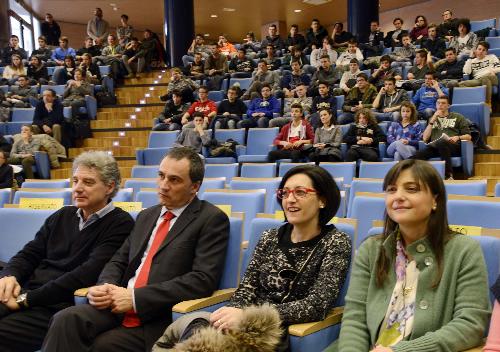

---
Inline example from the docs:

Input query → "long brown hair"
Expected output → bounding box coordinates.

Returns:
[375,159,453,288]
[399,101,418,124]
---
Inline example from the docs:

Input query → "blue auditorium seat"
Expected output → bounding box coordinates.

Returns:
[136,147,172,165]
[208,90,225,102]
[447,196,500,229]
[319,162,356,186]
[471,19,497,36]
[358,161,397,179]
[135,190,158,208]
[148,131,179,148]
[346,178,384,217]
[124,178,156,195]
[198,177,226,196]
[278,162,315,177]
[450,103,490,136]
[13,188,73,205]
[204,163,238,182]
[238,128,279,162]
[200,189,265,240]
[0,188,11,207]
[230,177,282,213]
[496,182,500,197]
[131,166,158,178]
[452,86,486,104]
[22,179,70,188]
[240,163,277,178]
[0,208,57,262]
[113,188,133,202]
[170,216,245,321]
[444,180,487,196]
[204,128,246,164]
[11,108,35,122]
[348,194,385,247]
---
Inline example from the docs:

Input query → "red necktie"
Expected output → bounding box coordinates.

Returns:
[123,211,175,327]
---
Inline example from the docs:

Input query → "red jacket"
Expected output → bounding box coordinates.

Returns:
[273,119,315,149]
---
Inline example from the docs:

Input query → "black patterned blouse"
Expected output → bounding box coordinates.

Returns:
[227,223,352,324]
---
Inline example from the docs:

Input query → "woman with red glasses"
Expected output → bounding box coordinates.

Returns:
[153,165,352,351]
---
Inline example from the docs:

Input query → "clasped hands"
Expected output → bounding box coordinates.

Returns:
[0,276,21,311]
[87,283,133,313]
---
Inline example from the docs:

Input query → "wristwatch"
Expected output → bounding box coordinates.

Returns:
[16,293,29,309]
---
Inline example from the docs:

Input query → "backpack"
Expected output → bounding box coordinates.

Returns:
[95,90,117,107]
[208,139,238,158]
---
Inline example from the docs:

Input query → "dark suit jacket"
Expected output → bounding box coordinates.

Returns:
[97,197,229,351]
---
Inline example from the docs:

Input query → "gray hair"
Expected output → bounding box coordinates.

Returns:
[72,151,121,199]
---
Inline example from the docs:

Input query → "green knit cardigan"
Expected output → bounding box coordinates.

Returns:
[325,233,490,352]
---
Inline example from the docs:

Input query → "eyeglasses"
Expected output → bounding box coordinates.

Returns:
[276,187,317,200]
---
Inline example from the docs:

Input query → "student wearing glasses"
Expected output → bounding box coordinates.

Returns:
[154,165,352,351]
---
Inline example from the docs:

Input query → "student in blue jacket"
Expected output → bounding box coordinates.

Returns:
[237,83,281,128]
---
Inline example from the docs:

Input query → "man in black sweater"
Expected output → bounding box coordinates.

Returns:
[211,86,248,130]
[153,90,190,131]
[435,47,465,87]
[0,151,134,351]
[32,89,65,143]
[421,24,446,60]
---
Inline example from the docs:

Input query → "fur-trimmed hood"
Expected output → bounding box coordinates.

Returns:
[171,304,283,352]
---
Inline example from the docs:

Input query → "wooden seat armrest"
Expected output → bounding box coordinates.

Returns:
[172,288,236,314]
[74,287,89,297]
[288,307,344,337]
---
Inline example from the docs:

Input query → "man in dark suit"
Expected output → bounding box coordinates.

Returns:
[42,147,230,352]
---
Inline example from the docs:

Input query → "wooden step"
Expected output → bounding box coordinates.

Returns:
[486,136,500,149]
[474,162,500,177]
[117,94,163,105]
[96,111,158,120]
[492,124,500,136]
[475,153,500,163]
[116,86,166,94]
[68,146,137,158]
[98,106,163,113]
[82,136,148,148]
[469,176,500,196]
[92,130,151,138]
[90,119,153,129]
[123,76,170,85]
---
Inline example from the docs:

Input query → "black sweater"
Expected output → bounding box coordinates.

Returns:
[436,59,466,80]
[217,99,248,117]
[343,123,387,151]
[33,99,65,129]
[0,163,13,189]
[0,206,134,307]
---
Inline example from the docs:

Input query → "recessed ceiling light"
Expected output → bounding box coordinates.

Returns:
[204,33,210,37]
[113,7,118,11]
[210,14,218,18]
[223,8,236,12]
[110,3,116,6]
[294,9,302,12]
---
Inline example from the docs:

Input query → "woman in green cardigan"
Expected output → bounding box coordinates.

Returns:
[326,159,490,352]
